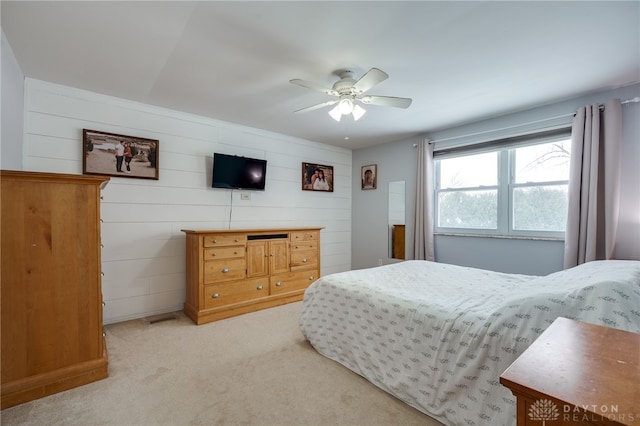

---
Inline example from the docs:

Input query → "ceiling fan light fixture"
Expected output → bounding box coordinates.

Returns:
[328,105,342,121]
[291,67,411,123]
[352,104,366,121]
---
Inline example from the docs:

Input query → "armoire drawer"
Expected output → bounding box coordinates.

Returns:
[290,250,318,271]
[204,278,269,309]
[203,234,246,247]
[290,230,319,243]
[291,240,318,251]
[204,259,246,283]
[203,246,245,261]
[270,270,319,295]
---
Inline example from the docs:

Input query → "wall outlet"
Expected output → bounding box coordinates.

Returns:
[378,259,383,266]
[241,193,251,200]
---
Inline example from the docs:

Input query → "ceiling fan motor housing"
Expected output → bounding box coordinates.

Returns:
[333,70,358,96]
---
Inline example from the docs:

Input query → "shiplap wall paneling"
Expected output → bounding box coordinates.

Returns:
[24,78,352,324]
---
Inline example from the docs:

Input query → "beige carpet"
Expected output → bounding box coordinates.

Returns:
[1,302,444,426]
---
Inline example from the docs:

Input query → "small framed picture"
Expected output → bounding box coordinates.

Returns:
[302,162,334,192]
[83,129,159,180]
[361,164,377,190]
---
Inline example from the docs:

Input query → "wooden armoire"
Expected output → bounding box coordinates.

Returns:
[1,170,109,408]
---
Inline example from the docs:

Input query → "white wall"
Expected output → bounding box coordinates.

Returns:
[22,78,352,324]
[353,83,640,275]
[352,137,420,268]
[1,29,25,168]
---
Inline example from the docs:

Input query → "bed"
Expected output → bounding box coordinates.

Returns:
[299,260,640,426]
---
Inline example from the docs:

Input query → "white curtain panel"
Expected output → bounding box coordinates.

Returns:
[413,139,435,261]
[564,99,622,268]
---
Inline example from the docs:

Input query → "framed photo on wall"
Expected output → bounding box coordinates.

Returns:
[83,129,159,180]
[361,164,377,190]
[302,162,334,192]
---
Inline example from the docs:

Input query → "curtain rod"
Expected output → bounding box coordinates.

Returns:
[429,97,640,145]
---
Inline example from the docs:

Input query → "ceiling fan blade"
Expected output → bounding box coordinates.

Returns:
[289,79,337,96]
[352,68,389,94]
[294,100,338,113]
[359,95,412,109]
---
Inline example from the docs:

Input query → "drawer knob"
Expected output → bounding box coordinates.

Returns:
[309,276,315,280]
[213,239,217,243]
[221,268,230,273]
[257,285,263,290]
[212,293,220,298]
[275,281,282,286]
[302,258,307,263]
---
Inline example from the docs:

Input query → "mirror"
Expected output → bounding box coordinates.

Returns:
[388,181,406,259]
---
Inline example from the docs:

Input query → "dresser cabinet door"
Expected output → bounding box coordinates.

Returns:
[247,241,268,277]
[269,240,290,275]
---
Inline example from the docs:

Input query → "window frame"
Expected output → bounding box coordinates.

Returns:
[434,129,571,239]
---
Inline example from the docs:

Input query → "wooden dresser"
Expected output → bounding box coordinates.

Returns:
[1,170,109,409]
[500,317,640,425]
[182,228,322,325]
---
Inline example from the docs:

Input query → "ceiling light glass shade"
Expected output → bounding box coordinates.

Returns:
[352,104,366,121]
[328,98,367,122]
[337,98,354,115]
[328,105,342,121]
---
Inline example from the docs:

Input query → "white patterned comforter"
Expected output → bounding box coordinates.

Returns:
[299,260,640,426]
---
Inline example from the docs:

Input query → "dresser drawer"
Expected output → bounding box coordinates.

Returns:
[290,249,318,271]
[291,240,318,251]
[204,259,246,283]
[204,278,269,309]
[290,231,319,243]
[203,246,245,261]
[270,270,319,295]
[203,234,246,247]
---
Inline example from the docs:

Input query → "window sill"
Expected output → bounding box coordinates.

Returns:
[434,232,564,242]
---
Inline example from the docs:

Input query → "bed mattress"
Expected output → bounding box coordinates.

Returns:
[299,260,640,426]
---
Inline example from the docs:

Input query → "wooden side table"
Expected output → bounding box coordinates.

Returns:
[500,317,639,425]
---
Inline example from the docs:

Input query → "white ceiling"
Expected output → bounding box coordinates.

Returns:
[2,1,639,150]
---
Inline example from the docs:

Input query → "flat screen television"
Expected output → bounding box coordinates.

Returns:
[211,153,267,190]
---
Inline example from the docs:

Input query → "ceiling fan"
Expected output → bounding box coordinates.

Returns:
[289,68,412,121]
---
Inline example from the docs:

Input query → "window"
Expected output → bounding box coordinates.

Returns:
[435,132,571,238]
